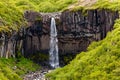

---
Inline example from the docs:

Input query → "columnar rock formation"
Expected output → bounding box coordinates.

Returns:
[23,10,119,57]
[58,10,119,54]
[0,30,24,58]
[0,9,118,60]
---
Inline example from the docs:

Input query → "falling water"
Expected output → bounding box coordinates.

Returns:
[49,17,59,68]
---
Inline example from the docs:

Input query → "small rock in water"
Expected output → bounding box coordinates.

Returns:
[23,68,52,80]
[48,70,53,73]
[33,79,39,80]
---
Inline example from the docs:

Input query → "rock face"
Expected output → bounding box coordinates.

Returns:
[0,31,25,58]
[0,9,118,65]
[58,10,119,54]
[23,11,61,57]
[22,10,119,65]
[0,9,118,64]
[23,10,118,55]
[0,9,118,60]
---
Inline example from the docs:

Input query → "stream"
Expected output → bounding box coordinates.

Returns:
[23,67,51,80]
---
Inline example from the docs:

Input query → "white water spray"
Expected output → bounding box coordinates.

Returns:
[49,17,59,68]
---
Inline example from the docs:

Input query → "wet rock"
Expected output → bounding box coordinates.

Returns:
[23,68,51,80]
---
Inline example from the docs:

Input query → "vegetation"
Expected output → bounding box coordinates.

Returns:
[70,0,120,11]
[0,0,77,33]
[91,0,120,11]
[0,57,40,80]
[46,19,120,80]
[0,1,24,32]
[1,0,120,80]
[0,0,77,79]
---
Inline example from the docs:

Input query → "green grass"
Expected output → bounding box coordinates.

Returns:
[0,57,40,80]
[0,0,77,33]
[91,0,120,11]
[46,19,120,80]
[0,1,24,32]
[70,0,120,12]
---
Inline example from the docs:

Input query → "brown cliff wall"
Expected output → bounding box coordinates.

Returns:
[23,10,119,57]
[0,9,118,62]
[58,10,119,54]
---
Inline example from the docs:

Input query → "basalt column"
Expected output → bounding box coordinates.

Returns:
[58,9,119,54]
[23,10,119,62]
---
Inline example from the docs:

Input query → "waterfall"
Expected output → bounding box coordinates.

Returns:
[49,17,59,68]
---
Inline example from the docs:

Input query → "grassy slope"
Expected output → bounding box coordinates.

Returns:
[46,19,120,80]
[69,0,120,11]
[1,0,120,80]
[0,0,77,32]
[0,0,77,79]
[46,0,120,80]
[0,57,40,80]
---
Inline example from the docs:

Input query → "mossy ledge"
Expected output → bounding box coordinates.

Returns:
[65,0,120,12]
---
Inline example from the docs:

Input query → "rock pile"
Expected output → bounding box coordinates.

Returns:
[23,68,50,80]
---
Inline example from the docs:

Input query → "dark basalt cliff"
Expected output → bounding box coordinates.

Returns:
[21,9,119,65]
[0,9,119,65]
[23,10,119,55]
[58,10,119,54]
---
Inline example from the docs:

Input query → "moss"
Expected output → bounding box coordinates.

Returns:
[70,6,85,12]
[68,0,120,12]
[0,0,77,32]
[62,55,75,65]
[0,57,40,79]
[0,73,8,80]
[0,1,24,32]
[0,59,21,80]
[30,53,49,63]
[46,19,120,80]
[16,57,40,74]
[93,0,120,11]
[35,16,42,21]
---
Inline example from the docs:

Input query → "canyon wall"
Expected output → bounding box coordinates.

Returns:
[58,10,119,54]
[23,10,119,57]
[0,9,118,65]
